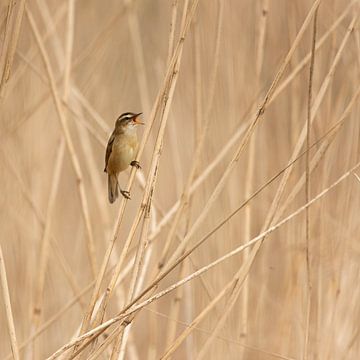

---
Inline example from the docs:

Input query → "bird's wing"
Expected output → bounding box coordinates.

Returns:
[104,132,115,172]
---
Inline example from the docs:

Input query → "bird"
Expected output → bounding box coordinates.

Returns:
[104,112,144,203]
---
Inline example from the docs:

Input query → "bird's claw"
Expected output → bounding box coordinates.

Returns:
[130,160,141,169]
[120,190,131,200]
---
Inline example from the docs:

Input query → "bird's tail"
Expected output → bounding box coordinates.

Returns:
[108,174,119,204]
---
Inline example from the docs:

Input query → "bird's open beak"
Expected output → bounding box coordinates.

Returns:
[133,112,144,125]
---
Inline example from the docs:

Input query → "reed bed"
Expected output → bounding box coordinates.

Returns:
[1,0,360,359]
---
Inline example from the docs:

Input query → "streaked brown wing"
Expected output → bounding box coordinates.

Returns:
[104,132,115,172]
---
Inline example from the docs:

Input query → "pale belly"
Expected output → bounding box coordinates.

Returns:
[107,136,137,174]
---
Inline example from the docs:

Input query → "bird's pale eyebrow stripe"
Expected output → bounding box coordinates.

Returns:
[120,113,134,120]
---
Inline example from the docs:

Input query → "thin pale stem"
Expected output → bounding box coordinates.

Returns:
[304,6,319,360]
[0,244,20,360]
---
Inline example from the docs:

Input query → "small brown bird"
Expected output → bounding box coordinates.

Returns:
[104,112,144,203]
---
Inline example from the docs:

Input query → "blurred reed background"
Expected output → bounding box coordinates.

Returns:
[1,0,360,359]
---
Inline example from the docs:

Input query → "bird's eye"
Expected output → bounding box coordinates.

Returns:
[118,113,136,123]
[123,114,133,121]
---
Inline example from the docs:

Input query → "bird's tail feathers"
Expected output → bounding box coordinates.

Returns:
[108,174,119,204]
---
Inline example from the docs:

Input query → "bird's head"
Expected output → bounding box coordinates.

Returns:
[115,112,144,132]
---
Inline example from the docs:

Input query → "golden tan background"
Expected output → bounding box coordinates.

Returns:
[1,0,360,359]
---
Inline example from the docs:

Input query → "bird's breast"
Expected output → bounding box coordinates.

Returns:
[107,134,138,174]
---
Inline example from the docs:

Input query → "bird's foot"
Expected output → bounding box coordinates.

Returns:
[130,160,141,169]
[120,190,131,200]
